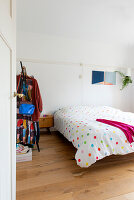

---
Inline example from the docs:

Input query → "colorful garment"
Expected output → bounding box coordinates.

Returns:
[17,116,36,145]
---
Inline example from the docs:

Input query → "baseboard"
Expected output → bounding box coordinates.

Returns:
[40,127,57,132]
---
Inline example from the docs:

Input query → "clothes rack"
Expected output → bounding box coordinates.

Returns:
[16,61,42,152]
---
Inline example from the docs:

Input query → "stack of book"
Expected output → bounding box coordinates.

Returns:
[16,144,32,163]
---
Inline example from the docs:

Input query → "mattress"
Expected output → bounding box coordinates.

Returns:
[54,105,134,168]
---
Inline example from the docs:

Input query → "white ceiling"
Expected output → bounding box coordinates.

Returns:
[17,0,134,42]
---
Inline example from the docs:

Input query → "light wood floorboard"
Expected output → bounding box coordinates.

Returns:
[17,131,134,200]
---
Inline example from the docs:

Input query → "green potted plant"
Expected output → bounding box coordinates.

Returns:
[116,71,132,90]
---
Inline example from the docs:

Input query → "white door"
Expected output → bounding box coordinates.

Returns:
[0,1,16,200]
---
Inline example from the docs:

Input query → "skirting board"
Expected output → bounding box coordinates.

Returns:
[40,127,56,132]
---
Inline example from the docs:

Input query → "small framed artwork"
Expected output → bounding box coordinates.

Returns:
[92,71,116,85]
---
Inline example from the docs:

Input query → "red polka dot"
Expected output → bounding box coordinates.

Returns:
[98,148,101,151]
[130,145,132,147]
[89,153,91,157]
[78,159,81,162]
[77,137,79,140]
[96,157,98,160]
[66,128,67,130]
[116,142,118,145]
[77,126,79,128]
[73,139,74,142]
[94,136,96,139]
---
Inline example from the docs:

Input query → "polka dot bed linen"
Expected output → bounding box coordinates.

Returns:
[54,105,134,168]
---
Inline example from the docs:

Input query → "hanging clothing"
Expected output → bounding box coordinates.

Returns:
[17,75,43,121]
[17,115,40,145]
[16,73,42,151]
[17,115,35,144]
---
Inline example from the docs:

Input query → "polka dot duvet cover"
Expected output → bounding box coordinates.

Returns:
[54,105,134,168]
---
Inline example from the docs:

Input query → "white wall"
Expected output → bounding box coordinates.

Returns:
[17,31,133,114]
[17,0,134,46]
[17,62,83,114]
[17,31,132,66]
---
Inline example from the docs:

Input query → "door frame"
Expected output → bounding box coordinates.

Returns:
[0,30,16,200]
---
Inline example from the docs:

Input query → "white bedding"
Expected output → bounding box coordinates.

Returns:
[54,105,134,168]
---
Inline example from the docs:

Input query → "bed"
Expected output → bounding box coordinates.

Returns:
[54,105,134,168]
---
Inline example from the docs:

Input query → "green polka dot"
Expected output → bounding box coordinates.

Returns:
[81,135,84,138]
[87,133,90,136]
[106,144,109,147]
[113,148,114,152]
[101,140,103,143]
[76,130,78,133]
[84,141,86,144]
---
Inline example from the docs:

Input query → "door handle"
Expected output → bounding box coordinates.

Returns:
[14,92,24,98]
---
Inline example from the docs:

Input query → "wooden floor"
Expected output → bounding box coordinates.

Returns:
[17,131,134,200]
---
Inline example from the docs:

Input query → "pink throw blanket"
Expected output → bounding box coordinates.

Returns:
[96,119,134,144]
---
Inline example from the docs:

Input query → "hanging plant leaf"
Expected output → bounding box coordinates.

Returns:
[115,71,132,90]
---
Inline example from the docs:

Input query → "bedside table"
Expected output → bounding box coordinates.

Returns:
[39,115,54,133]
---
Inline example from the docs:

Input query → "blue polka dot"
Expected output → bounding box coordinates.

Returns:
[78,144,80,148]
[104,133,106,136]
[110,138,112,140]
[91,144,94,147]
